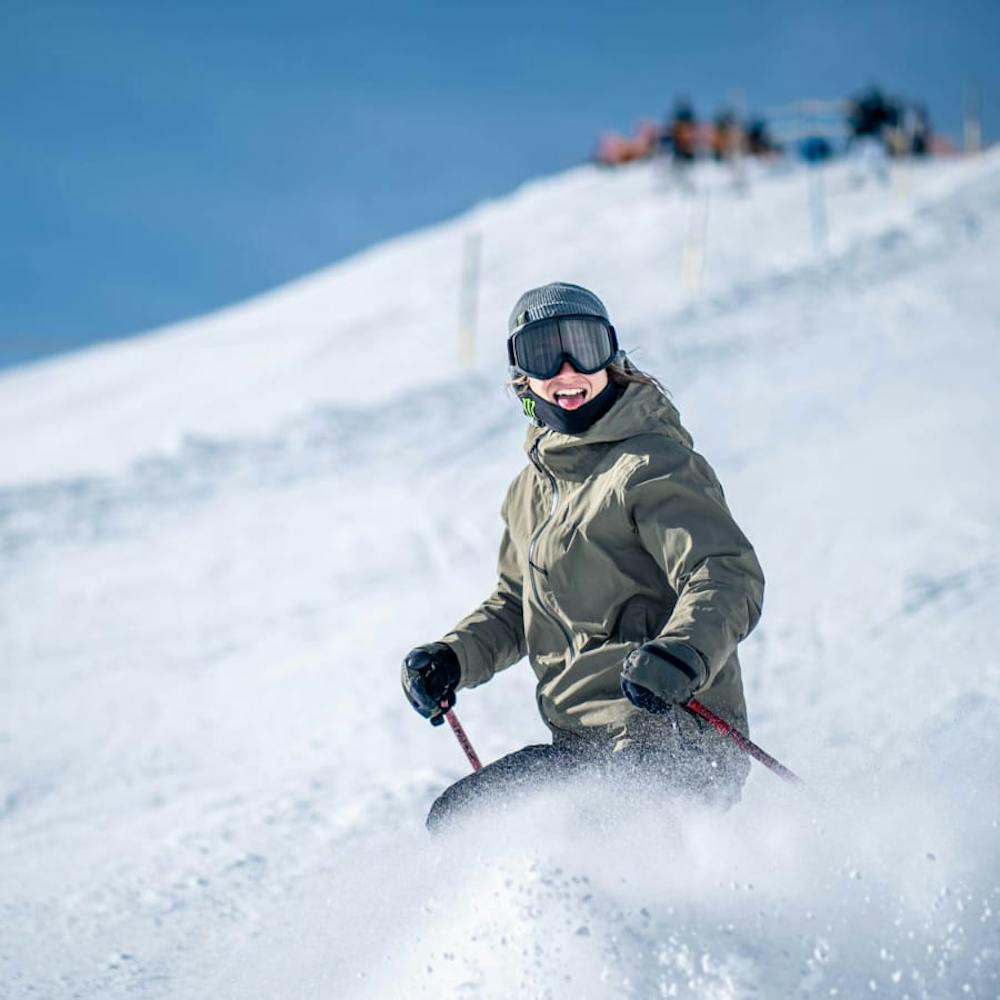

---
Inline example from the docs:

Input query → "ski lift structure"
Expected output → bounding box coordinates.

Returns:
[765,98,852,162]
[765,99,853,257]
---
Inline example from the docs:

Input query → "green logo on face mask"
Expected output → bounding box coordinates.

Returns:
[522,397,536,419]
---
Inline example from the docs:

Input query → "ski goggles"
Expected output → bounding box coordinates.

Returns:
[507,315,620,379]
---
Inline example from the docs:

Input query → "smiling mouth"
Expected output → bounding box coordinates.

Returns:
[553,387,589,410]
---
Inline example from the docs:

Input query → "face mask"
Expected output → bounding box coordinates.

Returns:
[522,379,621,435]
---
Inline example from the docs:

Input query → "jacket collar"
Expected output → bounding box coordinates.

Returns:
[524,381,693,478]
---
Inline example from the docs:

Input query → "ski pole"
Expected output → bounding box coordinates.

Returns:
[685,698,803,787]
[440,702,482,772]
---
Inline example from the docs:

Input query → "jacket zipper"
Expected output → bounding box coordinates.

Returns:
[528,440,575,651]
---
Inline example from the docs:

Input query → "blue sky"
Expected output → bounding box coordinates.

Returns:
[3,0,998,368]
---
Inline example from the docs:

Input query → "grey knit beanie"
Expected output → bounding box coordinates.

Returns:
[508,282,610,335]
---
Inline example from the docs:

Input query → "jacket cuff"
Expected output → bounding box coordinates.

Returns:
[644,641,708,687]
[440,632,485,690]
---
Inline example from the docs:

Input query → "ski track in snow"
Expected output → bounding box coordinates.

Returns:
[2,153,999,998]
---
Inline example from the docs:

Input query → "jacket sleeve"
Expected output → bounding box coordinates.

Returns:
[626,444,764,682]
[442,496,527,689]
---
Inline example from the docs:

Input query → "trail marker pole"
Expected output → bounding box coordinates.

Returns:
[806,163,828,256]
[964,83,982,155]
[682,192,710,296]
[892,158,912,208]
[458,232,482,369]
[729,88,749,195]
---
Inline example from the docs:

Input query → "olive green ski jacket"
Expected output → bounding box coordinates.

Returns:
[443,381,764,751]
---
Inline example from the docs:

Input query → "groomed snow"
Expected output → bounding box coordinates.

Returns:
[2,150,999,999]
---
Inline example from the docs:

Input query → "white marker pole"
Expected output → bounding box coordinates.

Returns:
[964,83,982,155]
[458,232,482,369]
[807,163,828,256]
[682,192,710,297]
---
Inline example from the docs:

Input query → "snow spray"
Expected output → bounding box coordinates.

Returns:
[686,698,803,786]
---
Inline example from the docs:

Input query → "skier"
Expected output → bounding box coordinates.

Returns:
[666,98,699,162]
[401,283,764,829]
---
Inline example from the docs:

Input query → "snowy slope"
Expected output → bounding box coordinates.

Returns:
[0,153,993,486]
[2,151,999,999]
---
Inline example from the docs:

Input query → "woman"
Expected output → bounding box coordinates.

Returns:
[402,282,764,829]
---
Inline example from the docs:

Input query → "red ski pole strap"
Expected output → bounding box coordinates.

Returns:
[685,698,804,787]
[443,705,483,772]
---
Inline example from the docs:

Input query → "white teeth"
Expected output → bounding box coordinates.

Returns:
[555,389,585,398]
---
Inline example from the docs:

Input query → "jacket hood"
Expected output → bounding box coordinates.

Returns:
[525,381,693,474]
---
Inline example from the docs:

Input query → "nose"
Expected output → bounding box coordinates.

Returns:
[556,360,576,376]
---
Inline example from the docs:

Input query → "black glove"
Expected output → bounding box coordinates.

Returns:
[620,641,707,715]
[401,642,461,726]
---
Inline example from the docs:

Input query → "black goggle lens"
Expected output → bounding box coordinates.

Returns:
[510,317,615,378]
[559,317,615,372]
